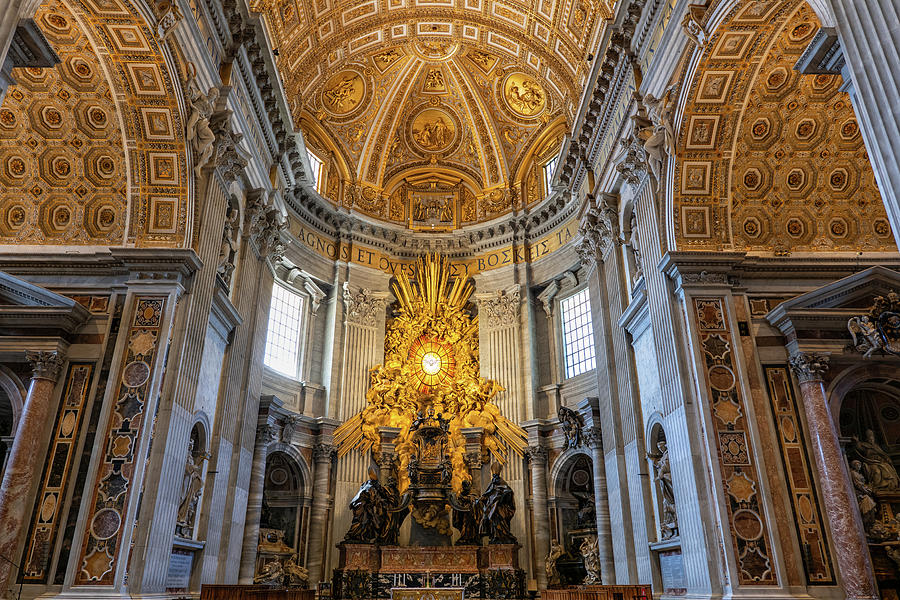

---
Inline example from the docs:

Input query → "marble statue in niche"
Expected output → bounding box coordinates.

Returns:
[186,80,219,177]
[849,429,900,491]
[850,459,879,533]
[254,558,284,585]
[558,406,584,449]
[176,437,205,538]
[579,535,601,584]
[217,203,239,286]
[478,462,517,544]
[284,553,309,588]
[545,539,564,586]
[651,438,678,540]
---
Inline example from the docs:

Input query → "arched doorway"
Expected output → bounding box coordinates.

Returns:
[839,376,900,592]
[550,452,596,585]
[256,451,306,574]
[0,368,25,479]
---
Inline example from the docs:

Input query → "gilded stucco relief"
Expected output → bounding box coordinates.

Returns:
[674,1,895,253]
[0,0,189,248]
[255,0,609,227]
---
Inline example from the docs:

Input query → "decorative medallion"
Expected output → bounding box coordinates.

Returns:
[503,72,547,118]
[122,360,151,388]
[410,108,458,153]
[321,70,366,116]
[90,508,122,540]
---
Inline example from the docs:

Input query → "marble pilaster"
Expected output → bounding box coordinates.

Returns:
[238,424,277,582]
[306,442,336,586]
[827,0,900,244]
[789,352,878,600]
[584,425,614,584]
[0,350,64,594]
[527,445,550,589]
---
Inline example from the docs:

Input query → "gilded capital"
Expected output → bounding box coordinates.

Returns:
[789,352,830,383]
[25,350,65,382]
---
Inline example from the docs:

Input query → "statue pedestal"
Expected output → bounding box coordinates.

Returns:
[333,544,524,600]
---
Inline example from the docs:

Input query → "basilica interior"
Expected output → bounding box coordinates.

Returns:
[0,0,899,599]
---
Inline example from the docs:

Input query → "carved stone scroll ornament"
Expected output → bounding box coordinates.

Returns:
[848,292,900,357]
[153,0,183,41]
[557,406,584,449]
[584,426,603,452]
[478,286,521,329]
[681,3,709,47]
[211,110,250,184]
[342,283,387,325]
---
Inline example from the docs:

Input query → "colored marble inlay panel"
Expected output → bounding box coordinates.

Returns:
[21,362,93,583]
[764,365,835,584]
[73,296,166,586]
[693,297,776,585]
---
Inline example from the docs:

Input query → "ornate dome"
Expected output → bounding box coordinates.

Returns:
[252,0,611,228]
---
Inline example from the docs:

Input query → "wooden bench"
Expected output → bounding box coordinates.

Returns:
[542,585,651,600]
[200,584,315,600]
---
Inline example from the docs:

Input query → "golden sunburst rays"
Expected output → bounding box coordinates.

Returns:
[333,252,526,492]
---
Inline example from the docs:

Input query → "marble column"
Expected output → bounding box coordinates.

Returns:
[527,446,550,589]
[585,426,614,583]
[306,443,336,586]
[238,424,277,582]
[789,353,878,600]
[0,350,64,593]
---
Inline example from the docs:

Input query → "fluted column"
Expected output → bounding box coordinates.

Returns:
[827,0,900,242]
[789,353,878,600]
[306,443,336,586]
[527,446,550,589]
[585,426,614,583]
[0,350,64,592]
[238,424,277,582]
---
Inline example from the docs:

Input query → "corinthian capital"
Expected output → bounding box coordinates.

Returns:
[584,426,603,451]
[25,350,65,382]
[313,443,337,462]
[526,445,548,465]
[789,352,830,383]
[342,282,387,324]
[478,285,521,329]
[577,195,619,266]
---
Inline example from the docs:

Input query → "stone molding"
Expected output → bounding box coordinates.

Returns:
[25,350,64,382]
[789,352,830,383]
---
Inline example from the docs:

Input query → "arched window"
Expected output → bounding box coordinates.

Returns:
[264,282,308,380]
[307,149,325,193]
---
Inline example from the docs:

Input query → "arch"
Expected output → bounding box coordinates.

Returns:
[0,0,191,248]
[669,0,893,254]
[549,446,593,488]
[190,410,211,453]
[267,441,312,493]
[0,366,26,434]
[827,361,900,418]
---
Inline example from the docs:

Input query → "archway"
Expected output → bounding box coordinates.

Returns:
[549,451,595,585]
[0,367,25,479]
[837,373,900,592]
[256,450,307,575]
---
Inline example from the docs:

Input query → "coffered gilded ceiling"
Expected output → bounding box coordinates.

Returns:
[674,0,895,253]
[253,0,612,226]
[0,0,189,248]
